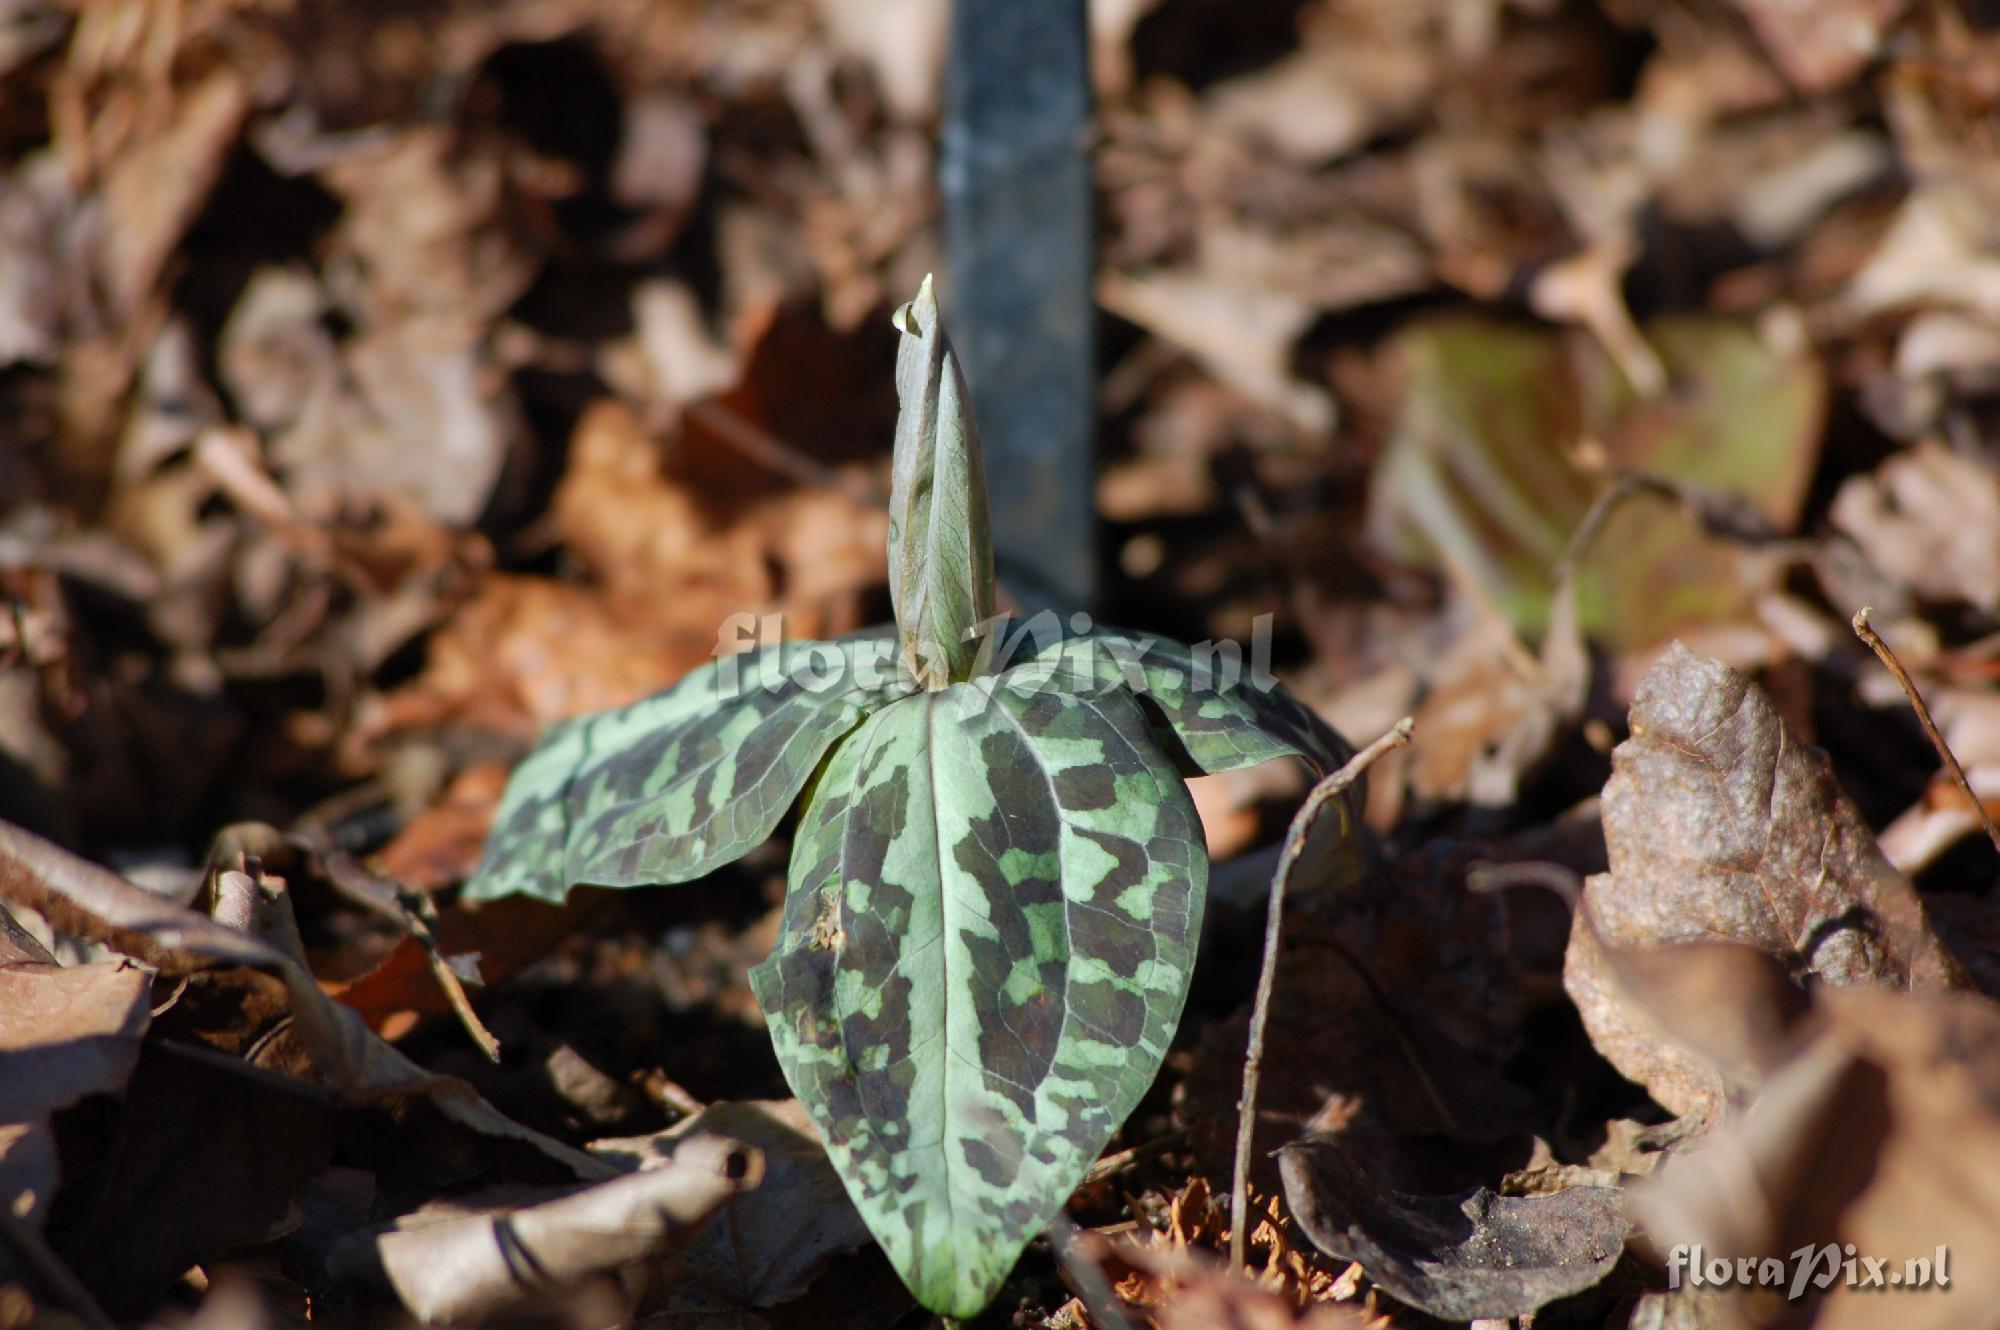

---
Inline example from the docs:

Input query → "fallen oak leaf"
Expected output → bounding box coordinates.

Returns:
[1563,642,1963,1120]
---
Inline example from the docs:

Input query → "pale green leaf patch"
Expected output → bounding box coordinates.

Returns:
[463,632,911,904]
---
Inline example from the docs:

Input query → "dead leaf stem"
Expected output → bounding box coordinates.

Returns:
[320,848,503,1063]
[1853,606,2000,860]
[1231,716,1414,1274]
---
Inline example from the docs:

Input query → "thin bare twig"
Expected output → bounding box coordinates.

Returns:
[1230,717,1414,1273]
[321,849,503,1063]
[1079,1130,1179,1189]
[1465,858,1584,910]
[1853,607,2000,860]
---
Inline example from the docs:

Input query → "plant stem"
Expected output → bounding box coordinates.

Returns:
[1230,717,1414,1274]
[1853,607,2000,859]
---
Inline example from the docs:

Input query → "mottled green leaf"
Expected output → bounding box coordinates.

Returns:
[463,633,914,904]
[751,676,1204,1316]
[888,275,995,689]
[993,617,1356,778]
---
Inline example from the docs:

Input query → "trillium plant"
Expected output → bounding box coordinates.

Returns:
[465,277,1355,1317]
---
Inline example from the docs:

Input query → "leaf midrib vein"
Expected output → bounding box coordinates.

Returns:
[923,689,964,1264]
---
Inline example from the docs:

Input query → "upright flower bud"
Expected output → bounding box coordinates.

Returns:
[888,275,996,689]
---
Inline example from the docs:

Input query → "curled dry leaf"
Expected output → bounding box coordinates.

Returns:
[1278,1132,1629,1322]
[0,818,608,1180]
[593,1099,875,1310]
[349,1133,762,1324]
[1635,983,2000,1330]
[1564,642,1963,1120]
[1583,941,1816,1104]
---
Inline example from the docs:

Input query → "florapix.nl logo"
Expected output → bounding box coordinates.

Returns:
[1667,1244,1951,1301]
[708,609,1288,707]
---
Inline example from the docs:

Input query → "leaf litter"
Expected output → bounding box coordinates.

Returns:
[6,0,2000,1327]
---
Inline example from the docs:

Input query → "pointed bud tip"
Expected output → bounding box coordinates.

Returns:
[893,274,939,338]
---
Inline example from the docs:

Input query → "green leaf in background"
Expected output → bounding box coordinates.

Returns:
[463,632,912,903]
[751,676,1204,1317]
[1367,315,1824,648]
[888,274,996,689]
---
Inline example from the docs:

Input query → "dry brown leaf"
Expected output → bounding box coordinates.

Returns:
[360,392,884,742]
[318,126,538,327]
[1730,0,1908,93]
[813,0,947,122]
[0,818,609,1179]
[372,574,722,740]
[1407,567,1587,809]
[327,890,607,1041]
[1588,941,1815,1103]
[1179,839,1537,1201]
[0,154,70,367]
[93,68,248,321]
[1564,642,1963,1120]
[1279,1131,1629,1322]
[51,1032,338,1315]
[595,1099,873,1309]
[1097,269,1334,436]
[556,398,884,626]
[0,938,150,1224]
[1843,185,2000,323]
[606,93,709,261]
[599,280,742,414]
[1831,440,2000,615]
[1635,982,2000,1330]
[1205,38,1431,165]
[1089,1228,1382,1330]
[346,1134,761,1323]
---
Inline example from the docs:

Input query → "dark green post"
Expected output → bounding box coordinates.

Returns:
[942,0,1096,614]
